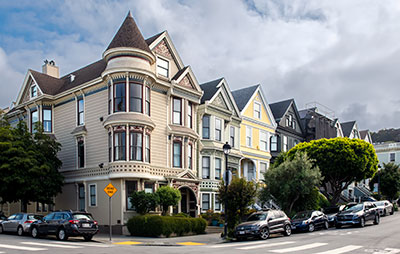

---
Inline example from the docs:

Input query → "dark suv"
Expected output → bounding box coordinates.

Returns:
[234,210,292,240]
[30,211,98,241]
[336,202,379,228]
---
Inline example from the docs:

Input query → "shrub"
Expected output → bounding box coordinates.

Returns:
[129,191,159,215]
[156,186,181,215]
[127,215,207,237]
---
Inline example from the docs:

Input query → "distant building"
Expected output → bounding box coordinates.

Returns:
[374,142,400,166]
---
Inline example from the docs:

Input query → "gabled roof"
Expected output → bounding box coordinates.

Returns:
[145,31,164,45]
[29,70,64,95]
[341,121,357,137]
[106,12,152,54]
[231,84,259,111]
[172,66,189,81]
[359,130,368,139]
[269,99,293,121]
[200,78,224,104]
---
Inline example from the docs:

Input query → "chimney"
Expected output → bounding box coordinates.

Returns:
[42,60,59,78]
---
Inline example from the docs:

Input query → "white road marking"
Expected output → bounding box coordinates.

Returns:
[271,242,328,253]
[237,241,295,250]
[21,241,82,249]
[52,241,111,248]
[209,240,278,248]
[315,245,362,254]
[0,243,47,251]
[374,248,400,254]
[0,251,5,253]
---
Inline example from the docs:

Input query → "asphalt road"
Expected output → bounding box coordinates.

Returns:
[0,212,399,254]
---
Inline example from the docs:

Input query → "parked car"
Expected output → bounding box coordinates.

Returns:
[0,213,43,236]
[322,206,341,227]
[30,211,98,241]
[373,201,394,216]
[0,212,7,223]
[336,202,380,228]
[234,209,292,240]
[291,210,329,232]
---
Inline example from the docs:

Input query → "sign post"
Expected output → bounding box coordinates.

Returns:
[104,183,117,242]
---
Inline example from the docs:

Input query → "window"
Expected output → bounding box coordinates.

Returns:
[157,58,169,77]
[126,181,137,210]
[247,163,254,181]
[230,126,235,147]
[145,133,150,163]
[173,141,182,167]
[108,132,112,162]
[78,184,85,211]
[202,115,210,139]
[43,108,52,132]
[77,138,84,168]
[144,182,154,193]
[36,202,42,212]
[260,131,268,151]
[188,144,192,169]
[173,98,182,125]
[270,135,278,151]
[188,102,193,128]
[130,132,142,161]
[215,194,221,211]
[260,162,267,181]
[246,126,252,147]
[114,131,126,161]
[202,193,210,211]
[31,85,37,98]
[89,184,96,206]
[202,156,210,179]
[145,86,150,116]
[129,82,142,113]
[77,98,84,125]
[254,102,261,119]
[108,84,112,114]
[390,153,396,162]
[283,136,288,152]
[215,118,222,141]
[215,158,221,180]
[30,109,38,133]
[114,83,126,112]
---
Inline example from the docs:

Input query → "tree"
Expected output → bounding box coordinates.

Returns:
[369,163,400,201]
[156,186,181,215]
[129,191,160,215]
[0,120,64,211]
[288,137,378,205]
[259,152,322,215]
[218,178,257,236]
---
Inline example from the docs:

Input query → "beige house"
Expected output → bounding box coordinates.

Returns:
[6,12,203,234]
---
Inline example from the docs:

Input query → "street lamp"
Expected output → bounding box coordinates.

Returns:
[377,165,382,197]
[223,142,231,238]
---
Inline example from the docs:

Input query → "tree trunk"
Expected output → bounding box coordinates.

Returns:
[289,194,300,214]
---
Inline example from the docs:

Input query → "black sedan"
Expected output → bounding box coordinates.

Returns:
[291,210,329,232]
[335,202,380,228]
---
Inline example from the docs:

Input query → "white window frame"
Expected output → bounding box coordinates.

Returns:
[246,126,252,147]
[230,126,235,148]
[214,194,221,211]
[157,57,169,78]
[215,158,222,180]
[88,183,97,207]
[215,118,222,141]
[30,84,37,99]
[202,156,210,179]
[283,136,288,152]
[259,162,268,181]
[201,193,211,211]
[254,102,261,119]
[260,131,268,151]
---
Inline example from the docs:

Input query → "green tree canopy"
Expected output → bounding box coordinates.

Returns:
[156,186,181,215]
[260,152,322,215]
[369,162,400,201]
[129,191,160,215]
[288,137,378,205]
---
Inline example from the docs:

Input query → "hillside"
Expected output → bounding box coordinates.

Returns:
[371,128,400,143]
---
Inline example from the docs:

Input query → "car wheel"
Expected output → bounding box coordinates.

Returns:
[359,217,365,227]
[324,221,329,230]
[283,224,291,236]
[17,226,24,236]
[259,227,270,240]
[384,209,387,216]
[57,228,68,241]
[390,209,394,215]
[374,215,380,225]
[31,227,39,238]
[83,235,93,241]
[0,225,3,234]
[308,223,315,232]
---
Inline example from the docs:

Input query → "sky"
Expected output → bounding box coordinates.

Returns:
[1,0,400,132]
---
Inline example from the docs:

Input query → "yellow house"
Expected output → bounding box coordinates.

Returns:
[232,85,277,182]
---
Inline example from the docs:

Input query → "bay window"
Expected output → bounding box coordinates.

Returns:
[173,141,182,168]
[188,144,192,169]
[145,133,150,163]
[202,115,210,139]
[130,132,142,161]
[173,98,182,125]
[230,126,235,147]
[215,118,222,141]
[145,86,150,116]
[202,156,210,179]
[114,83,126,112]
[129,82,142,113]
[260,131,268,151]
[114,131,126,161]
[188,102,193,128]
[215,158,221,180]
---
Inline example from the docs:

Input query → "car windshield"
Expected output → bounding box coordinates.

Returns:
[247,213,266,221]
[73,214,94,221]
[343,204,363,212]
[292,211,312,220]
[375,202,384,206]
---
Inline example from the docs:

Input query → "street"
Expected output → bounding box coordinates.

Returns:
[0,213,400,254]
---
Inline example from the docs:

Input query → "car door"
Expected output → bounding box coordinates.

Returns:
[364,203,373,220]
[10,214,24,232]
[39,213,55,234]
[48,212,63,234]
[2,214,16,231]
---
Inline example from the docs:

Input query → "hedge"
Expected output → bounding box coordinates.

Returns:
[127,215,207,237]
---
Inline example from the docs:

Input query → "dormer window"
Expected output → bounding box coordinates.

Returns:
[31,85,37,98]
[157,57,169,78]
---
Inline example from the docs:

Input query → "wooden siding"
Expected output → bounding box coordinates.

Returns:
[150,90,168,166]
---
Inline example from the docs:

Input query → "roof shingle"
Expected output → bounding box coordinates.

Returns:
[231,84,259,111]
[269,99,293,120]
[199,78,224,104]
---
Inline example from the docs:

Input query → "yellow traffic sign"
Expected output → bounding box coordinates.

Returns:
[104,183,117,197]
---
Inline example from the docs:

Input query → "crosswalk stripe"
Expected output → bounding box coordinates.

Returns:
[51,241,110,248]
[314,245,362,254]
[209,240,289,248]
[271,242,328,253]
[0,243,47,251]
[21,242,82,249]
[237,241,295,250]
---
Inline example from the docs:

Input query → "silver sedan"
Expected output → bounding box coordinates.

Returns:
[0,213,43,236]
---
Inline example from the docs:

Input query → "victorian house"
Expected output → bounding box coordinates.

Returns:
[341,121,360,139]
[6,12,204,234]
[198,78,242,212]
[231,85,277,182]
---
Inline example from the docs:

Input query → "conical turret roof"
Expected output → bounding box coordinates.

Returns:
[106,11,152,54]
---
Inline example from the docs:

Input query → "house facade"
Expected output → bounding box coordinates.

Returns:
[198,78,242,212]
[374,142,400,166]
[6,13,204,233]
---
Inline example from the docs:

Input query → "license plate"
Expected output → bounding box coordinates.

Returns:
[239,231,245,234]
[82,223,90,228]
